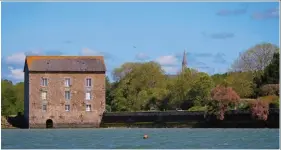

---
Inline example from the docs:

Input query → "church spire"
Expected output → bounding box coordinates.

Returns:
[182,49,187,72]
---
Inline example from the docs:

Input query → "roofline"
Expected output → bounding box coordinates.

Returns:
[25,55,104,57]
[28,71,106,74]
[25,55,105,71]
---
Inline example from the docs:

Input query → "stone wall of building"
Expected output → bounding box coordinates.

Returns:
[27,72,105,128]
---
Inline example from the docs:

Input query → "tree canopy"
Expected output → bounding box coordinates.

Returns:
[231,43,278,72]
[1,42,279,117]
[1,80,24,116]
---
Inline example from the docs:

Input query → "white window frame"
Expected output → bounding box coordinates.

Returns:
[65,78,71,87]
[86,104,91,112]
[41,91,47,100]
[86,78,92,87]
[65,105,70,112]
[85,91,91,100]
[65,91,71,100]
[42,78,48,86]
[42,104,47,112]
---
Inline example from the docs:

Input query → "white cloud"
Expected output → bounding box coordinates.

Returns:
[8,67,24,80]
[135,53,149,60]
[81,48,103,56]
[155,55,178,66]
[162,66,180,74]
[6,52,26,64]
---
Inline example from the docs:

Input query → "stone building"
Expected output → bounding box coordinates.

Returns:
[23,56,106,128]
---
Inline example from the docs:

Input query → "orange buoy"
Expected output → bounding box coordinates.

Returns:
[143,134,148,139]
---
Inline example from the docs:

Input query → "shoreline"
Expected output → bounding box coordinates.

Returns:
[2,109,279,129]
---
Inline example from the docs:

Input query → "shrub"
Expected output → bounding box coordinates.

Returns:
[105,105,112,112]
[259,84,279,96]
[208,85,240,120]
[187,106,207,111]
[270,99,279,109]
[259,95,279,109]
[249,99,269,121]
[238,100,253,110]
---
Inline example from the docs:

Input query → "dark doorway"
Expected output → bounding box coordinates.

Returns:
[46,119,53,128]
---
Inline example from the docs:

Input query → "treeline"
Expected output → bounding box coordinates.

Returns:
[1,80,24,116]
[1,43,280,120]
[105,42,279,120]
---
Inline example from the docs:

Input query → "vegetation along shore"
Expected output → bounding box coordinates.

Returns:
[1,43,280,128]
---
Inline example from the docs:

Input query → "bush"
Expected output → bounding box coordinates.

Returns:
[208,85,240,120]
[258,95,279,109]
[270,99,279,109]
[187,106,207,111]
[259,84,279,96]
[105,105,112,112]
[238,100,252,110]
[249,99,269,121]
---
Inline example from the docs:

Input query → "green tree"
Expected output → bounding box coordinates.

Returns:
[1,80,18,116]
[261,52,279,84]
[111,61,168,111]
[168,68,197,108]
[13,82,24,113]
[231,43,279,97]
[211,73,228,86]
[112,62,141,81]
[168,69,214,109]
[225,72,255,98]
[187,72,214,106]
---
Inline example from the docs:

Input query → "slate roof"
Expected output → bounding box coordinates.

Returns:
[24,56,106,72]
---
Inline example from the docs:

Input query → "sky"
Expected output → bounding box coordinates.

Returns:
[1,2,280,83]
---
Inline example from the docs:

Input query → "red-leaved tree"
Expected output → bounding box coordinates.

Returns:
[209,85,240,120]
[249,99,269,121]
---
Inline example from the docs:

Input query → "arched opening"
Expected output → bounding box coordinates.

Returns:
[46,119,53,128]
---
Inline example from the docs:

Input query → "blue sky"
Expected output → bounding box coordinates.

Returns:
[1,2,280,83]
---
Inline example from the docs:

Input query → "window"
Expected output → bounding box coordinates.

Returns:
[86,104,91,112]
[65,78,71,87]
[41,91,47,100]
[86,78,92,87]
[65,105,70,111]
[42,104,47,111]
[65,91,71,100]
[42,78,48,86]
[85,91,91,100]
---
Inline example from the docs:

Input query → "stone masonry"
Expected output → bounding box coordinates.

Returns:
[24,56,106,128]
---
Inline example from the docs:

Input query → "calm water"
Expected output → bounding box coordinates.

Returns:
[1,128,279,149]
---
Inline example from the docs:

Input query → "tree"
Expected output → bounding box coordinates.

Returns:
[259,84,279,96]
[261,52,279,85]
[167,69,214,109]
[112,62,141,81]
[211,73,228,86]
[231,43,278,73]
[249,99,269,121]
[167,68,197,108]
[105,76,113,105]
[13,82,24,113]
[1,80,18,116]
[186,72,214,106]
[225,72,255,98]
[208,85,240,120]
[111,61,168,111]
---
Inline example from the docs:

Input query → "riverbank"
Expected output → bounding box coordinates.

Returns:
[101,120,279,128]
[101,109,279,128]
[2,109,279,129]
